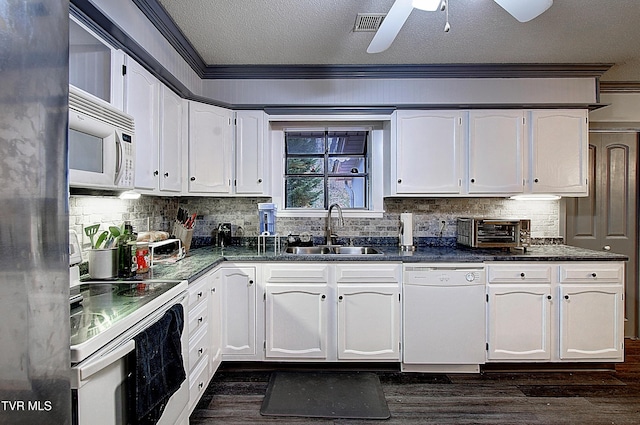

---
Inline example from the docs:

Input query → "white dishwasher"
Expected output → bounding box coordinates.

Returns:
[402,264,486,373]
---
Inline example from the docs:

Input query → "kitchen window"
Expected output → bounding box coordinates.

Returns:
[284,130,369,210]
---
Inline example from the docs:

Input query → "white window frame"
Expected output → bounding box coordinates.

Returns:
[268,116,387,218]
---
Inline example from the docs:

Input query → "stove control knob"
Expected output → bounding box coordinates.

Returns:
[465,272,475,282]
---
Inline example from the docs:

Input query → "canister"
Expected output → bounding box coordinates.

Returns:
[136,242,150,274]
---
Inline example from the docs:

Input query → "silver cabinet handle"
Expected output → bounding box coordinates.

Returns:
[603,245,611,251]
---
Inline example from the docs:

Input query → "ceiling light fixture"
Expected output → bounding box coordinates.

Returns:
[493,0,553,23]
[412,0,442,12]
[510,194,561,201]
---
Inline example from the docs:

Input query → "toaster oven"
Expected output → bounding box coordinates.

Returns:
[457,218,531,249]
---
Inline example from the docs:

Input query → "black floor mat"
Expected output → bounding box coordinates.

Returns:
[260,371,390,420]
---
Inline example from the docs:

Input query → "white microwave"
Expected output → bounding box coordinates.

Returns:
[68,85,135,190]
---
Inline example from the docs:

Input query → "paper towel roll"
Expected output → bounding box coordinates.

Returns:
[400,213,413,246]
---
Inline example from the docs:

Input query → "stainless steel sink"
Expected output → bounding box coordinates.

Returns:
[284,246,332,255]
[283,246,382,255]
[332,246,382,255]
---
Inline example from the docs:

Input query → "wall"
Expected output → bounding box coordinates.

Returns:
[69,195,178,256]
[71,195,561,251]
[202,78,597,107]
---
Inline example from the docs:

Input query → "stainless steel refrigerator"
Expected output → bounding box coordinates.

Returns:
[0,1,70,424]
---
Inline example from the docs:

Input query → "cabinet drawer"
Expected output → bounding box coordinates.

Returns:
[559,264,623,283]
[335,264,401,284]
[188,300,208,338]
[189,353,210,409]
[188,326,210,374]
[188,280,210,310]
[263,264,329,283]
[487,265,553,283]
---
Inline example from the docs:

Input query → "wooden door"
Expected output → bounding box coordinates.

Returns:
[566,132,638,337]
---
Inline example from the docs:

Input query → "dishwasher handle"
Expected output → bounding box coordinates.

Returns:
[79,340,135,381]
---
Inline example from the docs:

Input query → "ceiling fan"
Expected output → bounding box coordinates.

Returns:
[367,0,553,53]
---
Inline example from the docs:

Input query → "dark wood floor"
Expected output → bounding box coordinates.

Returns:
[190,339,640,424]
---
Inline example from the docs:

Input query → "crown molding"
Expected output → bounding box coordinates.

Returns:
[599,81,640,93]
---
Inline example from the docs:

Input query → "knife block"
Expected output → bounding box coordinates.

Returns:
[173,224,194,253]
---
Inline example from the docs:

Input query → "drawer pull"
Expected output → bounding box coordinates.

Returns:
[321,294,326,300]
[564,295,570,300]
[591,273,597,278]
[338,295,343,301]
[520,272,526,278]
[249,280,254,285]
[198,317,204,323]
[197,291,203,298]
[198,382,204,389]
[547,295,552,300]
[198,348,204,355]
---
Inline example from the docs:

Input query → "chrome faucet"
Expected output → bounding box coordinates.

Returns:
[325,203,344,245]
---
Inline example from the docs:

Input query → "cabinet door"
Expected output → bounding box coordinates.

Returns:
[235,110,266,194]
[337,284,400,360]
[265,284,329,359]
[159,86,184,192]
[220,267,256,356]
[529,110,588,194]
[468,111,524,194]
[188,101,232,194]
[209,270,222,374]
[124,59,160,191]
[487,284,553,360]
[395,111,462,194]
[559,284,624,360]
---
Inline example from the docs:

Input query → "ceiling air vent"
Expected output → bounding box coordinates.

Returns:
[354,13,386,32]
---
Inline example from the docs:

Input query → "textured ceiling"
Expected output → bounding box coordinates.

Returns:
[156,0,640,80]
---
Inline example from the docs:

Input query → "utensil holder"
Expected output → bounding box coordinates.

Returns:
[173,224,194,253]
[88,247,118,279]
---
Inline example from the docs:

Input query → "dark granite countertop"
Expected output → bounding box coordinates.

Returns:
[133,244,628,284]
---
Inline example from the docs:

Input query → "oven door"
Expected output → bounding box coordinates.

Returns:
[71,292,189,425]
[475,220,520,248]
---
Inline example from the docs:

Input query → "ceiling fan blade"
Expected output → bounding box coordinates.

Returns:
[494,0,553,23]
[367,0,414,54]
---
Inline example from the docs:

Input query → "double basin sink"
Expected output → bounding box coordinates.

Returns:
[284,245,382,255]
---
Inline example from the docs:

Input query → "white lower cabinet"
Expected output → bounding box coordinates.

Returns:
[558,264,625,360]
[186,271,215,413]
[266,283,329,359]
[486,262,624,363]
[263,263,401,361]
[219,265,258,359]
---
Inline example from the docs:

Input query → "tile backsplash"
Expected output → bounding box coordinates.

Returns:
[70,195,561,252]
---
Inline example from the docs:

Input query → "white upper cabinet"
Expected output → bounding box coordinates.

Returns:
[388,109,588,197]
[159,86,185,193]
[124,59,184,194]
[528,110,588,195]
[124,59,160,192]
[69,16,124,110]
[187,101,233,194]
[234,111,268,195]
[392,110,463,195]
[467,110,525,194]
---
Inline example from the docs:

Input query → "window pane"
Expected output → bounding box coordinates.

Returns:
[328,157,365,174]
[286,158,324,174]
[286,177,324,208]
[327,131,366,154]
[328,177,367,208]
[286,132,325,154]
